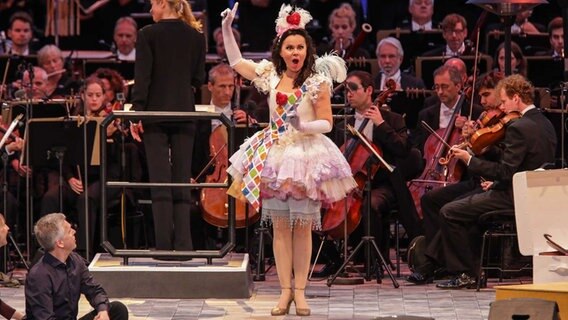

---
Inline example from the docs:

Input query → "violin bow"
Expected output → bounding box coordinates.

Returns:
[468,29,482,121]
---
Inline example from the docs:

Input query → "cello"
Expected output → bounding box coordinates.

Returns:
[321,80,396,239]
[199,76,260,228]
[408,95,467,218]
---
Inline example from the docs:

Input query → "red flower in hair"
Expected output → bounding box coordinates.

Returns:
[276,92,289,106]
[286,12,301,26]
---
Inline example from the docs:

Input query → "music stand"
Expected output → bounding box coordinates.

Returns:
[485,31,550,56]
[526,56,564,89]
[0,55,37,84]
[25,118,98,258]
[326,125,399,288]
[83,59,134,80]
[415,55,493,89]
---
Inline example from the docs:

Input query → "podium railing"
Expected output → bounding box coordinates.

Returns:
[100,111,236,265]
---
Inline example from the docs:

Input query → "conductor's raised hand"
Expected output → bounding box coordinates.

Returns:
[221,2,239,28]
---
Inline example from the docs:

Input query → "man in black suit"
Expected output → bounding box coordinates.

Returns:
[536,17,563,58]
[3,12,36,56]
[398,0,437,31]
[373,37,426,129]
[419,74,557,289]
[413,64,483,153]
[334,70,422,272]
[407,71,503,284]
[422,13,473,57]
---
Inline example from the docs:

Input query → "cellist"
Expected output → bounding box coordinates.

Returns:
[413,75,556,289]
[407,71,504,285]
[328,70,419,276]
[406,64,482,282]
[191,63,261,249]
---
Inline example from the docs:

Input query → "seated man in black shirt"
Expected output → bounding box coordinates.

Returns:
[25,213,129,320]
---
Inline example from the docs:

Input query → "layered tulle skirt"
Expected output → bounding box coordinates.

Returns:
[227,130,356,228]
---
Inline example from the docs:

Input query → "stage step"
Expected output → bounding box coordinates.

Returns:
[495,282,568,319]
[89,252,253,299]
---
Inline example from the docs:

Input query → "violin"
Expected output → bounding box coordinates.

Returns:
[469,111,521,155]
[321,80,396,239]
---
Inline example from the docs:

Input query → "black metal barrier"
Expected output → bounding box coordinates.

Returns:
[100,111,236,265]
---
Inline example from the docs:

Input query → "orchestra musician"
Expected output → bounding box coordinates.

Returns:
[413,64,483,153]
[191,63,259,249]
[408,70,504,284]
[316,3,370,58]
[36,45,81,98]
[422,13,473,57]
[336,70,420,271]
[130,0,205,253]
[221,3,355,315]
[3,11,35,56]
[113,17,138,61]
[413,75,557,289]
[39,77,124,258]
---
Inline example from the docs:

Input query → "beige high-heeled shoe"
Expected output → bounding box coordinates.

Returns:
[271,288,294,316]
[294,288,311,316]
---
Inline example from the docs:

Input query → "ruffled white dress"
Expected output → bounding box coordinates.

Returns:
[227,60,356,229]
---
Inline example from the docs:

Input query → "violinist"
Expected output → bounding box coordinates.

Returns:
[334,70,420,272]
[94,68,127,112]
[418,75,556,289]
[40,77,125,258]
[408,71,503,285]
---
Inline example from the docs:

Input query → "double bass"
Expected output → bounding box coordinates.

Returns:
[321,80,396,239]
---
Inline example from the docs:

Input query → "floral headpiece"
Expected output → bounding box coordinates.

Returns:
[275,4,312,37]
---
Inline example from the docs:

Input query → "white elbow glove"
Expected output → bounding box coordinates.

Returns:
[220,3,242,67]
[288,113,332,134]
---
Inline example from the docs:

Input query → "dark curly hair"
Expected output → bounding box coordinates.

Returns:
[94,67,125,99]
[271,28,316,89]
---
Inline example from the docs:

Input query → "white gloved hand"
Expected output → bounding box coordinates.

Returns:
[220,3,242,67]
[288,112,331,134]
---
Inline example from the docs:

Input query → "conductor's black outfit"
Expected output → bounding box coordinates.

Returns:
[131,19,206,251]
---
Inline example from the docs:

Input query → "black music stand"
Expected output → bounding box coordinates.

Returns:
[0,55,37,84]
[327,126,400,288]
[83,59,134,80]
[9,101,69,124]
[485,31,550,56]
[415,55,493,89]
[25,118,98,256]
[526,56,564,89]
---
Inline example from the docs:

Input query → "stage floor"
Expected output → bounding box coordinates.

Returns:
[2,255,533,320]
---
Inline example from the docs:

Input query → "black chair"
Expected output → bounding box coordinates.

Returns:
[476,209,531,291]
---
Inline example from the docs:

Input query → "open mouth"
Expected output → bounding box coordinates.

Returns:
[292,58,300,65]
